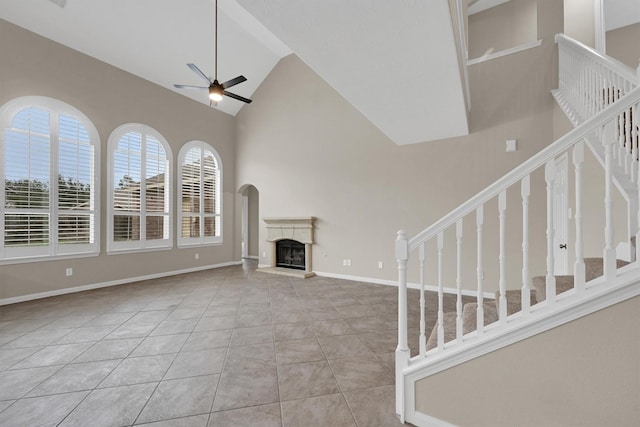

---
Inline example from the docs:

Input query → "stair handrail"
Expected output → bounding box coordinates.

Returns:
[407,85,640,251]
[555,33,640,85]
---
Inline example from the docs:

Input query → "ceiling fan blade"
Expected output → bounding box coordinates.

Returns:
[221,75,247,89]
[187,63,212,84]
[223,91,253,104]
[174,84,208,90]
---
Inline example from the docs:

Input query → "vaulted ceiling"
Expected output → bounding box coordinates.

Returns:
[1,0,637,145]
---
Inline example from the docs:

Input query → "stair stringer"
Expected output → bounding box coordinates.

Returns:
[401,265,640,427]
[552,88,638,261]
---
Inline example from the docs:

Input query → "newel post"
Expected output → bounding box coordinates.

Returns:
[395,230,410,421]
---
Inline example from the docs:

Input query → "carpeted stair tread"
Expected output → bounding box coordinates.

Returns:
[532,275,574,302]
[425,312,457,351]
[462,302,498,333]
[494,289,537,315]
[532,257,630,302]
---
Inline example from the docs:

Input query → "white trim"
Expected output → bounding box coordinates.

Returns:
[242,194,249,258]
[594,0,606,53]
[467,40,543,65]
[314,270,495,299]
[0,251,99,266]
[407,410,458,427]
[402,268,640,381]
[0,260,242,306]
[177,141,223,247]
[107,123,173,253]
[244,255,259,260]
[0,96,101,261]
[455,0,471,112]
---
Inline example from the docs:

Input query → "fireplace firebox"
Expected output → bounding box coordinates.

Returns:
[276,239,305,270]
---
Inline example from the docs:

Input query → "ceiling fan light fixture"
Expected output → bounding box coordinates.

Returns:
[209,86,223,102]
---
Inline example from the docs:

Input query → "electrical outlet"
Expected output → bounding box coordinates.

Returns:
[378,261,383,269]
[66,268,73,277]
[263,251,266,258]
[195,253,199,260]
[346,259,352,267]
[343,259,347,266]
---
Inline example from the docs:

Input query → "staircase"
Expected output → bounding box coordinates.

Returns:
[425,257,629,350]
[394,34,640,426]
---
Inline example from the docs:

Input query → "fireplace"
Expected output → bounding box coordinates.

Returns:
[276,239,305,270]
[258,217,316,278]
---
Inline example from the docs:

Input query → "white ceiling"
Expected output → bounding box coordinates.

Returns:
[1,0,638,144]
[605,0,640,31]
[0,0,289,117]
[0,0,469,145]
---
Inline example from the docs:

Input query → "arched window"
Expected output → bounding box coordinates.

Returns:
[108,124,172,252]
[0,96,100,262]
[178,141,222,246]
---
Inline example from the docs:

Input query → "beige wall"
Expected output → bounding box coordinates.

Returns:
[236,0,563,291]
[564,0,596,48]
[0,20,238,301]
[606,22,640,69]
[415,295,640,426]
[468,0,538,59]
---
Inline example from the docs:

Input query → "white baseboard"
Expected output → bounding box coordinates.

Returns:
[407,410,457,427]
[244,255,259,260]
[314,270,495,299]
[0,260,242,306]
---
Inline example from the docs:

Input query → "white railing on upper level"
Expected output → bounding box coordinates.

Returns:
[556,33,640,258]
[556,33,639,125]
[395,35,640,423]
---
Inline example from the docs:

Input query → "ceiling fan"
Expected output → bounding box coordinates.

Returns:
[174,0,252,105]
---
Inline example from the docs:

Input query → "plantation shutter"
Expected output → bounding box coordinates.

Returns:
[3,107,51,252]
[57,114,95,249]
[113,132,142,243]
[179,142,221,246]
[144,135,169,241]
[181,147,201,239]
[202,149,220,237]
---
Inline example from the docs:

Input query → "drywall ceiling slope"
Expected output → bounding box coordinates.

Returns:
[605,0,640,31]
[0,0,290,116]
[236,0,469,145]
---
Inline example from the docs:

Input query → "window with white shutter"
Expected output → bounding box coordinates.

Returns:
[178,141,222,246]
[108,124,172,252]
[0,96,99,262]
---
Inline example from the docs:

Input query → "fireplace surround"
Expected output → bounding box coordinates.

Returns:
[258,217,316,278]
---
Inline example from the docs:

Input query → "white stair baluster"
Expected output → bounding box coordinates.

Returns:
[437,232,444,350]
[545,160,557,304]
[498,191,507,322]
[418,242,426,357]
[521,175,531,314]
[476,206,484,334]
[395,230,409,421]
[456,219,463,341]
[573,141,586,292]
[603,122,617,279]
[631,101,638,183]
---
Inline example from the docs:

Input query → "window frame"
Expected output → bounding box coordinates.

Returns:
[0,96,100,264]
[178,141,223,247]
[107,123,173,254]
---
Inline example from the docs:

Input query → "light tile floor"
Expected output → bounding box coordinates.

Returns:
[0,260,437,426]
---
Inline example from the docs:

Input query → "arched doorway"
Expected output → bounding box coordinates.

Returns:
[239,184,259,259]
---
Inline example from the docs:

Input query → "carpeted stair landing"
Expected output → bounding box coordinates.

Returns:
[426,257,629,350]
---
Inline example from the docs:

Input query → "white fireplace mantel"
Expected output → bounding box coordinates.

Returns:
[263,217,316,244]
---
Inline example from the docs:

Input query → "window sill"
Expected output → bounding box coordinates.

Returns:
[0,251,100,266]
[177,241,223,249]
[107,245,173,256]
